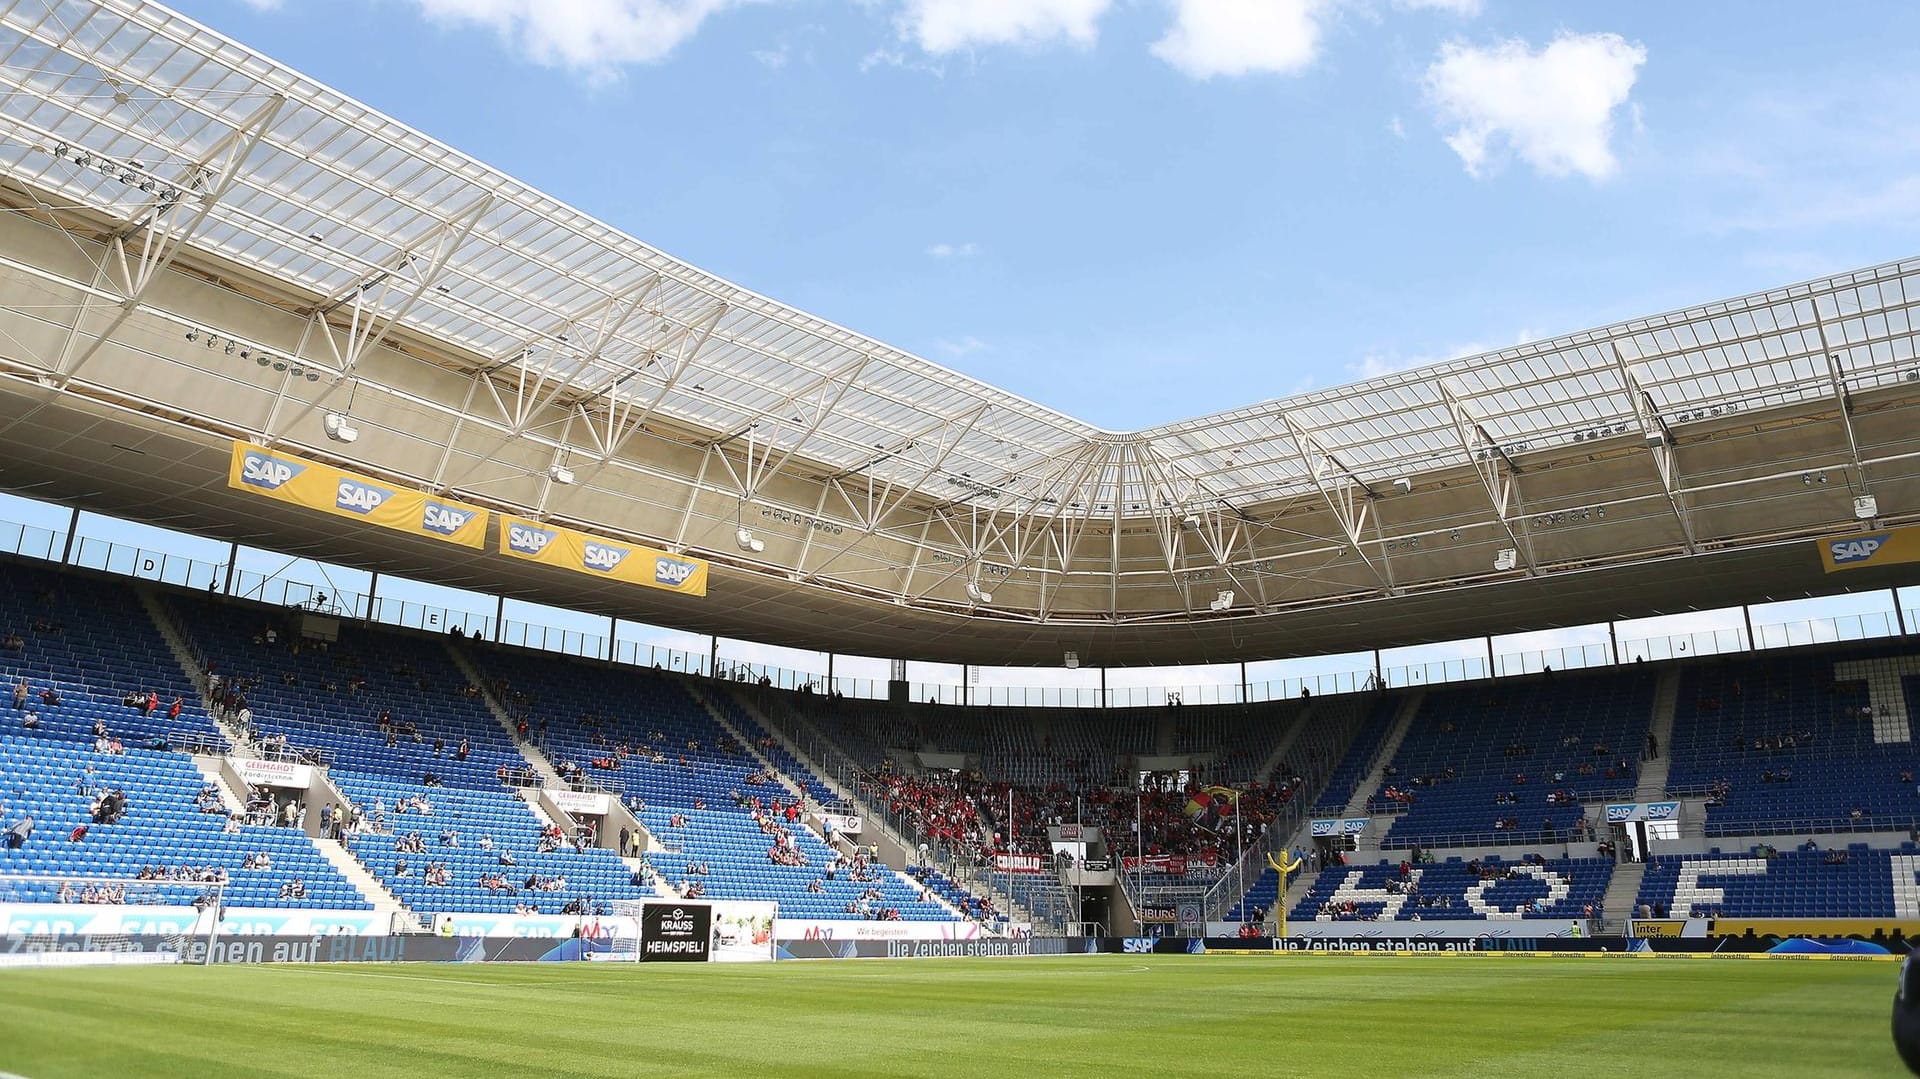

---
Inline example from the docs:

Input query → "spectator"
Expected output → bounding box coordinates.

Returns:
[3,813,31,849]
[11,679,26,709]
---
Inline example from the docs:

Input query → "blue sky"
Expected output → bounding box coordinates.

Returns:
[10,0,1920,693]
[178,0,1920,429]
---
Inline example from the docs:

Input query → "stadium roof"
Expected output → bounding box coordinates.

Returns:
[0,0,1916,666]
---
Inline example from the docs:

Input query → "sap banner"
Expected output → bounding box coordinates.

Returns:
[1605,802,1680,823]
[498,514,709,598]
[228,442,489,549]
[1819,524,1920,573]
[1310,818,1371,837]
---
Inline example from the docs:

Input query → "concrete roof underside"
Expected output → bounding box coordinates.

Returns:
[0,0,1916,667]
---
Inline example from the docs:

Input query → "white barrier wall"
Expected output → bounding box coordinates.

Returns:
[1245,919,1593,940]
[777,919,998,942]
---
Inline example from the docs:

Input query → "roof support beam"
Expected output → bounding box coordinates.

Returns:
[307,193,493,375]
[1611,343,1697,555]
[53,94,286,390]
[1811,309,1873,500]
[746,355,874,496]
[1439,381,1538,575]
[1280,414,1393,592]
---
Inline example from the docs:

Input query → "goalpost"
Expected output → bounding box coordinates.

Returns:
[0,874,226,967]
[601,898,647,962]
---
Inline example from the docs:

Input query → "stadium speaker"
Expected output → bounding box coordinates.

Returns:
[888,679,909,704]
[1894,952,1920,1074]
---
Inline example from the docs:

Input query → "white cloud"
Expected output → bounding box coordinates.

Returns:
[1394,0,1481,15]
[895,0,1113,53]
[926,241,978,258]
[1150,0,1330,80]
[1424,31,1647,181]
[238,0,283,10]
[751,43,790,68]
[1386,114,1406,139]
[406,0,754,76]
[935,335,990,357]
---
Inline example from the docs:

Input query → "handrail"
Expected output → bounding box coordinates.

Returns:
[0,508,1914,712]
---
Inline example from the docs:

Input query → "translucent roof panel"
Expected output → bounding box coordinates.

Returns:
[1,1,1918,525]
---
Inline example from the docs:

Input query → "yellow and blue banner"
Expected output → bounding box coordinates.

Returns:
[497,514,709,597]
[227,441,490,550]
[1817,524,1920,573]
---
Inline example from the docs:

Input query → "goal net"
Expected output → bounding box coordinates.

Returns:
[0,874,225,967]
[598,898,647,962]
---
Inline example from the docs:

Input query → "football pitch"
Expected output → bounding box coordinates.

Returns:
[0,955,1901,1078]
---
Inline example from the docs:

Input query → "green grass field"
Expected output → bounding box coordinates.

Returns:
[0,955,1902,1078]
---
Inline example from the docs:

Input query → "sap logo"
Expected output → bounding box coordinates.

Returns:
[1829,534,1890,565]
[654,557,698,587]
[582,541,630,573]
[1645,802,1679,821]
[1606,805,1634,823]
[421,502,475,537]
[239,451,305,491]
[335,479,393,515]
[1122,938,1154,954]
[507,523,557,556]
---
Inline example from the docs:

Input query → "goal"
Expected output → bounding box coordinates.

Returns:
[0,874,226,967]
[598,898,647,961]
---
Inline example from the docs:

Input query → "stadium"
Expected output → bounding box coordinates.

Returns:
[0,1,1914,1075]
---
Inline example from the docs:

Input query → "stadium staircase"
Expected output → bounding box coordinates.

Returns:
[139,588,252,753]
[1250,700,1316,793]
[311,830,416,927]
[1599,859,1644,930]
[146,598,426,923]
[446,643,562,788]
[725,687,1032,928]
[1634,668,1680,801]
[719,690,859,809]
[684,683,812,808]
[187,756,247,814]
[1345,691,1424,818]
[1210,693,1386,921]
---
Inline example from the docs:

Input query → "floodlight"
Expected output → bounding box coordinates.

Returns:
[736,528,766,554]
[322,413,359,444]
[1855,495,1879,520]
[549,464,575,486]
[1493,548,1519,572]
